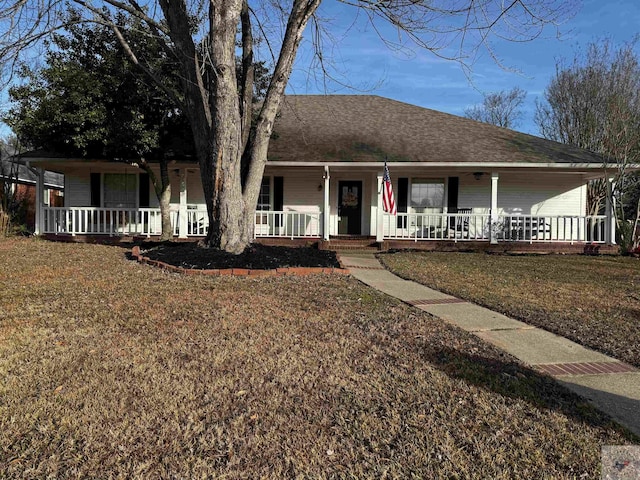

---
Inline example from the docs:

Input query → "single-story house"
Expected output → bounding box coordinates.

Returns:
[22,95,639,247]
[1,157,64,231]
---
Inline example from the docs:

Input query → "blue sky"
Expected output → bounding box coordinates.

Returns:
[286,0,640,136]
[1,1,638,138]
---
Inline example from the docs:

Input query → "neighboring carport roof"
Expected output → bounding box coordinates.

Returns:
[0,157,64,189]
[268,95,608,165]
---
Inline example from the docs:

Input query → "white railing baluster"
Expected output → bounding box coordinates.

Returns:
[39,207,610,245]
[252,210,321,239]
[379,212,606,244]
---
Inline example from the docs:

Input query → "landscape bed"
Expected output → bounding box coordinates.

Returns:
[140,242,341,270]
[379,251,640,367]
[0,237,636,478]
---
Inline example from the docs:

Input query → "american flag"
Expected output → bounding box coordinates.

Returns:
[382,161,396,215]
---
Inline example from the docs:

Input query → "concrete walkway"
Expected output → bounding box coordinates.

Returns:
[340,253,640,438]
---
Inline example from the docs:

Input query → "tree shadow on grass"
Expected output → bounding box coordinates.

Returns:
[421,346,639,441]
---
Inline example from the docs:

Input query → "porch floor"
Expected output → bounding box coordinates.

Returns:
[43,233,618,255]
[321,237,618,255]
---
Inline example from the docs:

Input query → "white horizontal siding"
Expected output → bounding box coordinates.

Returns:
[186,169,206,206]
[145,167,205,209]
[458,173,587,216]
[283,174,323,212]
[458,176,491,213]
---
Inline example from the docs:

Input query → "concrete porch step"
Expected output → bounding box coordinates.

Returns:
[319,237,381,252]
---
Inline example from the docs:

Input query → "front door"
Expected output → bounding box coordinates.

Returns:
[338,181,362,235]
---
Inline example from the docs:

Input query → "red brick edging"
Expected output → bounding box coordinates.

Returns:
[131,246,350,277]
[536,361,638,377]
[408,298,469,306]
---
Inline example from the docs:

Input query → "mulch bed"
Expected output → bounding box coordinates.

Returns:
[140,242,341,270]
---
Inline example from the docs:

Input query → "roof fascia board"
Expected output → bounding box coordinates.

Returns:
[24,157,640,171]
[266,161,639,170]
[24,157,199,166]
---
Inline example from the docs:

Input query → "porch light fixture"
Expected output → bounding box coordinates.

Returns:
[473,172,484,181]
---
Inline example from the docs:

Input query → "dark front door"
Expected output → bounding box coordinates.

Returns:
[338,181,362,235]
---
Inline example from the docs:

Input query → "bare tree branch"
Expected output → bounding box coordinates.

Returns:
[0,0,578,252]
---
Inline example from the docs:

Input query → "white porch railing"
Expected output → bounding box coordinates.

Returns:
[382,213,607,244]
[187,209,208,236]
[42,207,606,243]
[254,210,322,238]
[495,215,607,243]
[43,207,323,239]
[383,213,492,241]
[43,207,171,236]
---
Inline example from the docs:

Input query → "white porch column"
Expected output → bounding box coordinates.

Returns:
[178,169,188,238]
[34,167,45,235]
[490,172,499,244]
[323,165,330,240]
[376,172,384,242]
[605,177,616,245]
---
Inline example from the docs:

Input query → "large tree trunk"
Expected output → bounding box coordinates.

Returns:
[158,160,172,241]
[140,159,172,240]
[159,0,319,253]
[198,139,252,254]
[198,0,250,254]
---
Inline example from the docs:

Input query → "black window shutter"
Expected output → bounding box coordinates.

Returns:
[397,177,408,228]
[139,173,150,207]
[274,177,284,210]
[90,173,101,207]
[273,176,284,227]
[447,177,459,211]
[447,177,459,228]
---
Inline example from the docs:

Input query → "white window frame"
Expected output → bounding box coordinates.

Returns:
[256,176,273,225]
[256,176,273,211]
[409,178,445,214]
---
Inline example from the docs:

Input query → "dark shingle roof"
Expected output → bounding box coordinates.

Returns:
[268,95,605,164]
[0,158,64,189]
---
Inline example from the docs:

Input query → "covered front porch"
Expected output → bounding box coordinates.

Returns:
[33,162,617,246]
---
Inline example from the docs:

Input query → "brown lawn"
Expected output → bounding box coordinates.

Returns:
[0,238,636,478]
[379,251,640,367]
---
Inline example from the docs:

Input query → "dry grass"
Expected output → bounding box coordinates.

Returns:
[0,238,636,478]
[379,251,640,367]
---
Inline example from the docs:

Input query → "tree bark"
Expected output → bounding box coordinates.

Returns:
[158,160,172,241]
[140,159,172,240]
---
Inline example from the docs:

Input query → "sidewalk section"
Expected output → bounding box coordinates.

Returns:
[340,253,640,438]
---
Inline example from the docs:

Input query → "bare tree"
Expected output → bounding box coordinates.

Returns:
[464,87,527,128]
[0,0,576,253]
[0,135,24,234]
[535,39,640,251]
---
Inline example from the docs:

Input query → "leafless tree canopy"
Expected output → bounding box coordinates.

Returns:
[464,86,527,128]
[0,0,576,252]
[536,39,640,251]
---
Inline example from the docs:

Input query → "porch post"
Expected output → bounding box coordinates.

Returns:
[490,172,499,244]
[605,177,616,245]
[34,167,45,235]
[376,172,384,242]
[323,165,330,240]
[178,168,188,239]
